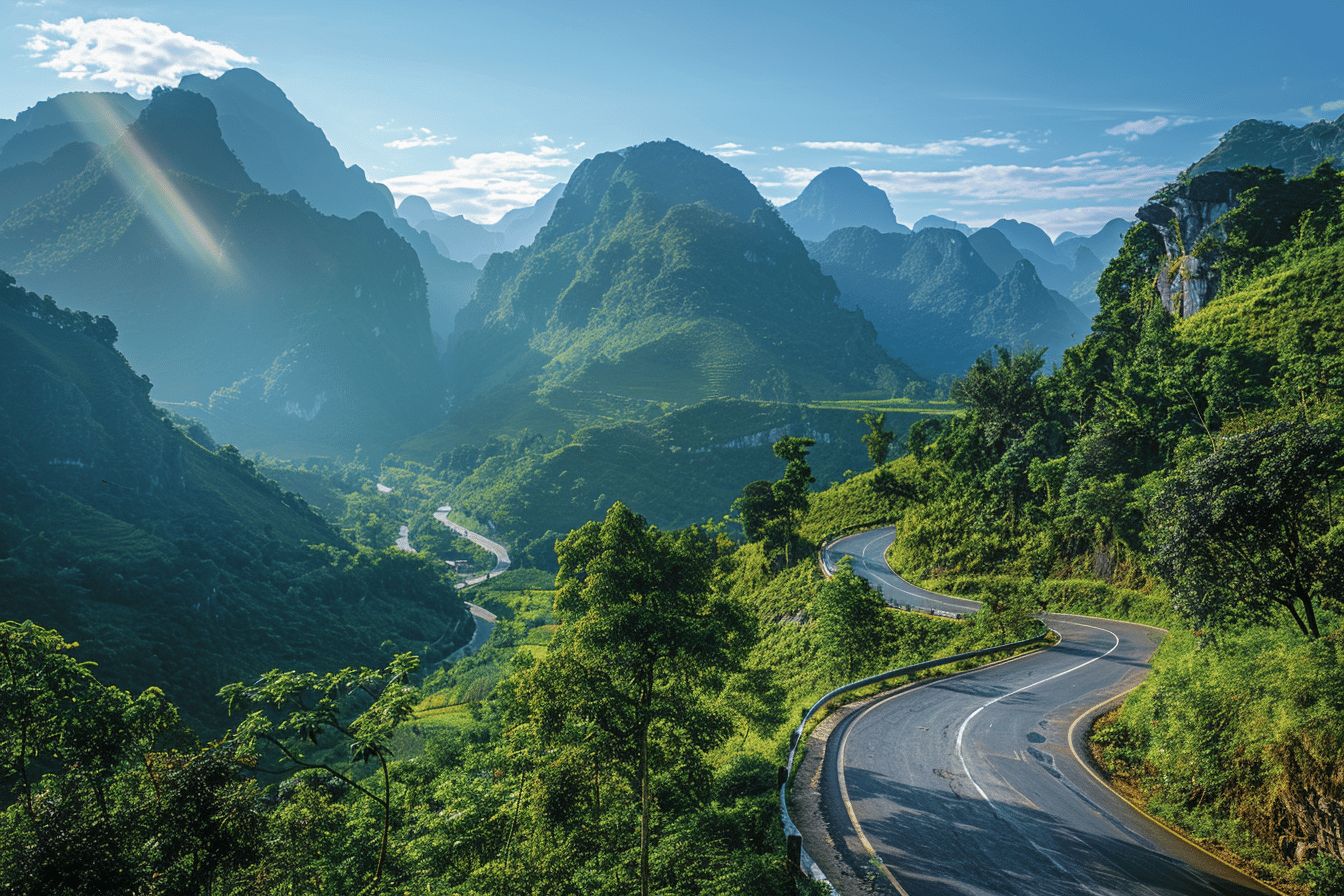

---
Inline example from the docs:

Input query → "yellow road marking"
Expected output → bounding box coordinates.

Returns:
[1065,691,1290,896]
[835,645,1051,895]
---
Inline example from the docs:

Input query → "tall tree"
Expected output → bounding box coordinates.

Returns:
[860,412,896,468]
[532,503,747,896]
[1150,419,1344,638]
[771,436,816,565]
[812,560,888,679]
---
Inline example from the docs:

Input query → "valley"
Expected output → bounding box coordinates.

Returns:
[1,9,1342,895]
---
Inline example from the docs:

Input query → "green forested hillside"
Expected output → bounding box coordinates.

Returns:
[858,164,1344,888]
[0,87,442,457]
[809,225,1089,377]
[1187,114,1344,179]
[0,272,471,727]
[448,139,913,405]
[416,396,949,565]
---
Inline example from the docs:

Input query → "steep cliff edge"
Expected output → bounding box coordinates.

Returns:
[1135,169,1268,316]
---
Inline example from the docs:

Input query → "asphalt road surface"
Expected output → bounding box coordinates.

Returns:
[386,499,507,660]
[816,528,1277,896]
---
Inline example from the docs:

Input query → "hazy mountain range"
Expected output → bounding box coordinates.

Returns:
[775,165,1131,316]
[808,225,1088,377]
[397,182,563,266]
[1,67,1338,466]
[449,139,913,407]
[0,88,442,455]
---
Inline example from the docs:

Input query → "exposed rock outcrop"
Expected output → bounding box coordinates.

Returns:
[1135,169,1266,316]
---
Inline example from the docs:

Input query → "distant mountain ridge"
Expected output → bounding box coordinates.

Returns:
[449,139,913,406]
[808,225,1087,377]
[1187,114,1344,178]
[0,88,442,456]
[397,181,564,266]
[778,166,910,241]
[0,91,146,170]
[913,214,972,235]
[178,68,480,342]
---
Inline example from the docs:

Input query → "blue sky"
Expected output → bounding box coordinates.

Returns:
[4,0,1343,234]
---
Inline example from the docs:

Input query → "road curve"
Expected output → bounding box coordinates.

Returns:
[814,528,1278,896]
[434,505,511,588]
[388,502,507,660]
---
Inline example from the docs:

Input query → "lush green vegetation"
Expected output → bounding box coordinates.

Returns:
[257,455,497,575]
[3,434,1047,894]
[0,273,471,729]
[414,396,947,567]
[842,164,1344,888]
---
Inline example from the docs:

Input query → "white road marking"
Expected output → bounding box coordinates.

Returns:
[951,620,1121,894]
[837,529,974,614]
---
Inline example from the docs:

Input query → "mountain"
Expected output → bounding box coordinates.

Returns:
[1053,217,1131,266]
[398,195,505,263]
[912,214,972,235]
[448,139,913,406]
[809,225,1088,377]
[179,68,395,219]
[1187,114,1344,178]
[178,68,479,342]
[777,166,910,241]
[967,226,1024,277]
[989,218,1061,266]
[0,88,443,456]
[983,217,1131,317]
[0,270,471,726]
[397,184,565,268]
[0,91,146,170]
[491,181,565,249]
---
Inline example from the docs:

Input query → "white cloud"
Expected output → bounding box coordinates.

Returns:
[1055,149,1123,164]
[852,160,1174,204]
[799,133,1025,157]
[383,141,579,223]
[384,128,456,150]
[1302,99,1344,119]
[712,142,755,158]
[1104,115,1198,141]
[22,16,256,96]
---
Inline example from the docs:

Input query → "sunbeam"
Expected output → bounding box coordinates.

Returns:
[80,91,235,278]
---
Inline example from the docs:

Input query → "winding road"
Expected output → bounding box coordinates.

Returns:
[385,492,510,660]
[811,527,1278,896]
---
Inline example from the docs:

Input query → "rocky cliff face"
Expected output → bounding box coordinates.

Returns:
[1135,169,1265,316]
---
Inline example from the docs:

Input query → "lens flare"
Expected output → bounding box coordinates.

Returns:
[77,92,234,277]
